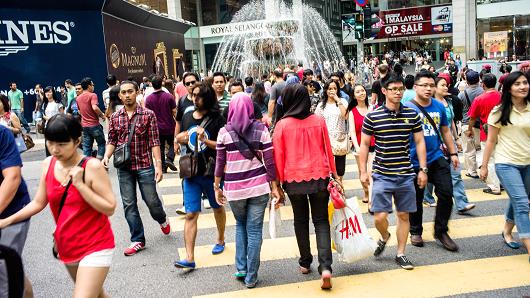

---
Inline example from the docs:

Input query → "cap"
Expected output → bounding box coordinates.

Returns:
[483,64,492,70]
[438,73,451,86]
[465,70,480,84]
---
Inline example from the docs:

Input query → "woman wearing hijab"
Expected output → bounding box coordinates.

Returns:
[273,84,339,290]
[214,92,282,288]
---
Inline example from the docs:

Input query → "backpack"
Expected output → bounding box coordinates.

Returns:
[449,94,463,122]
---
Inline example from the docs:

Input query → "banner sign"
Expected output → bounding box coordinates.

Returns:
[374,5,453,39]
[0,9,107,120]
[103,14,186,81]
[483,31,508,59]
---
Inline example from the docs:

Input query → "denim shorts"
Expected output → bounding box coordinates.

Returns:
[183,176,221,213]
[371,172,417,213]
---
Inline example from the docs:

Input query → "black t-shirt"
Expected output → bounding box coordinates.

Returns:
[222,101,263,120]
[181,111,226,176]
[371,77,389,106]
[176,95,195,123]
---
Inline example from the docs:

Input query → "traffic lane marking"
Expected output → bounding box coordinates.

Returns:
[195,255,530,298]
[177,215,511,268]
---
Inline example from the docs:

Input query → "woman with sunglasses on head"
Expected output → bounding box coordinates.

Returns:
[314,80,349,183]
[273,84,339,290]
[480,71,530,261]
[0,114,116,297]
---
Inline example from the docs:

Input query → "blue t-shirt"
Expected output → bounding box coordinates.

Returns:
[0,126,31,219]
[405,99,448,168]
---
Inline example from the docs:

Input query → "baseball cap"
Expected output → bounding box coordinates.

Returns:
[483,64,492,70]
[465,70,480,84]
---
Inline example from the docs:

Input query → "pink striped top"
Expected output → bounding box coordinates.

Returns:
[215,126,276,201]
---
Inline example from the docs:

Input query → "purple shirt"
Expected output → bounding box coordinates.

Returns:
[145,90,177,136]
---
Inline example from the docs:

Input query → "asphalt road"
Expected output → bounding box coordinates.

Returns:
[18,141,530,298]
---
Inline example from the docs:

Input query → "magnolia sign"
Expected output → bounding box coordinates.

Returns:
[0,20,73,56]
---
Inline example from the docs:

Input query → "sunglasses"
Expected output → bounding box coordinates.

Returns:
[185,81,197,86]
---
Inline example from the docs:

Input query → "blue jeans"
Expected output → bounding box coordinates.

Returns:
[496,163,530,239]
[82,125,106,158]
[229,194,269,285]
[12,109,30,132]
[117,166,167,243]
[424,163,471,211]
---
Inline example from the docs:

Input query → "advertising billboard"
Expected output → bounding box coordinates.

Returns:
[103,14,186,81]
[374,5,453,39]
[483,31,508,59]
[0,8,107,120]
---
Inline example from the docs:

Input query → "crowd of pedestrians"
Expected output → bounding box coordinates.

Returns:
[0,55,529,297]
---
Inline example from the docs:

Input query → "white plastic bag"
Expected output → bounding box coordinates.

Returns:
[330,197,377,263]
[268,198,282,239]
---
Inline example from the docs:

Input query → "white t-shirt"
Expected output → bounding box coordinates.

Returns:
[45,102,63,119]
[315,98,349,140]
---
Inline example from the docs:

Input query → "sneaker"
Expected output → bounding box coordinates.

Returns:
[320,270,332,290]
[483,188,501,195]
[374,233,390,256]
[160,220,171,235]
[457,203,476,214]
[212,242,225,255]
[203,198,211,209]
[176,207,186,215]
[395,255,414,270]
[429,202,437,207]
[124,242,145,256]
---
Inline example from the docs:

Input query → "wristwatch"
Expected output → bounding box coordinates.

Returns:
[420,167,429,174]
[450,153,458,156]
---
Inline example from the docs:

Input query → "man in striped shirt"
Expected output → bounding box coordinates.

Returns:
[359,74,428,270]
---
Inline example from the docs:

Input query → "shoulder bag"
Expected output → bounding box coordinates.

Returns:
[113,115,138,169]
[179,116,211,179]
[52,157,87,259]
[411,100,450,160]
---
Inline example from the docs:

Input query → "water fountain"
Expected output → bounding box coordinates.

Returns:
[211,0,345,79]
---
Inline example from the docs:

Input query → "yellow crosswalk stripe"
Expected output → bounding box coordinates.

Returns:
[168,189,506,232]
[177,215,510,269]
[195,255,530,298]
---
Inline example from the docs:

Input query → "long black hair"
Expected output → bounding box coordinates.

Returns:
[497,71,529,126]
[252,82,267,106]
[42,86,60,113]
[347,84,369,112]
[319,80,340,111]
[193,82,220,115]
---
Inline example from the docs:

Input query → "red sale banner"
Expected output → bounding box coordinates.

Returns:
[374,5,453,39]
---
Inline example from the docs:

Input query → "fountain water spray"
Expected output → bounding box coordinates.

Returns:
[211,0,345,79]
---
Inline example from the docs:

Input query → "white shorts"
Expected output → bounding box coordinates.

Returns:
[66,249,114,267]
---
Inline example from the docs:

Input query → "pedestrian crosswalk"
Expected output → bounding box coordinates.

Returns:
[160,154,529,297]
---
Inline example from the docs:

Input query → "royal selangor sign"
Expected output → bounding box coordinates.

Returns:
[199,20,267,38]
[375,5,452,39]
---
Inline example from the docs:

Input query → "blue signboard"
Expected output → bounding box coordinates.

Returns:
[0,8,107,121]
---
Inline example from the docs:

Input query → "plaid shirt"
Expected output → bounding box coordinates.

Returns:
[108,106,160,170]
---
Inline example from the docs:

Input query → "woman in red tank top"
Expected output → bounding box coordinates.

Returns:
[0,114,116,297]
[347,84,375,204]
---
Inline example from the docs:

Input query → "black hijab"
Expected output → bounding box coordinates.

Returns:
[281,84,312,120]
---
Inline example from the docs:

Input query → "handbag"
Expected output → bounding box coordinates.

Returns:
[411,100,450,160]
[113,115,138,169]
[330,132,349,156]
[14,134,27,153]
[179,116,211,179]
[52,157,87,259]
[36,120,45,134]
[23,134,34,151]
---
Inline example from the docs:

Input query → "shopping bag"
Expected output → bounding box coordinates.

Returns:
[328,201,336,250]
[331,197,377,263]
[268,198,282,239]
[14,134,27,153]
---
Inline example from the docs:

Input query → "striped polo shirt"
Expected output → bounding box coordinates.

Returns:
[362,104,422,176]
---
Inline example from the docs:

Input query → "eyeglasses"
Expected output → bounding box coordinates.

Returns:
[387,87,405,93]
[415,84,436,88]
[185,81,197,86]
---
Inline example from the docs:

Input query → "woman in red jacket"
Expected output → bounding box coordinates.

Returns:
[0,114,116,298]
[273,84,340,290]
